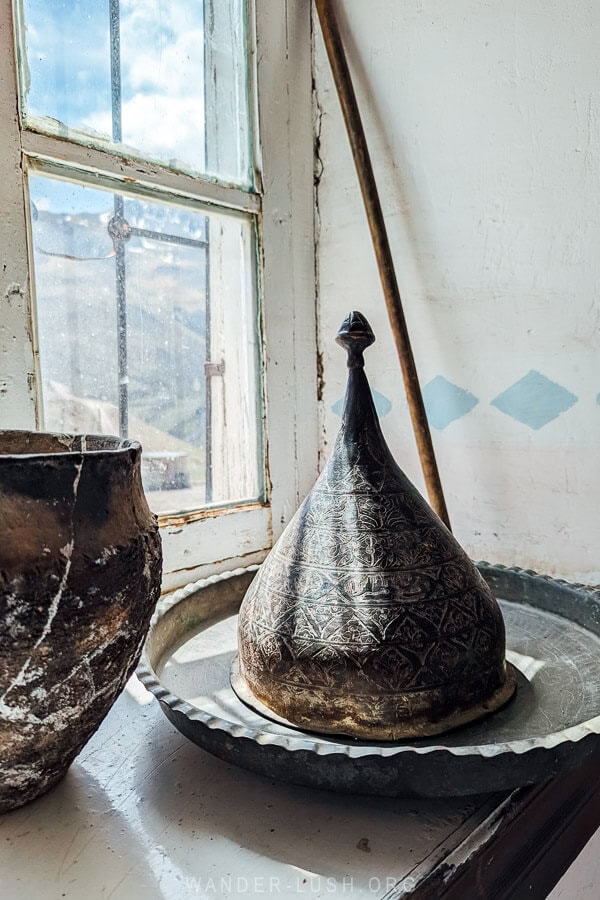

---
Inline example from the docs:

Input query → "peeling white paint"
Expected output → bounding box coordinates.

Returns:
[3,282,24,301]
[0,0,36,429]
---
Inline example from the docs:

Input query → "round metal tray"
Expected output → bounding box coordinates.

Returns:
[137,564,600,798]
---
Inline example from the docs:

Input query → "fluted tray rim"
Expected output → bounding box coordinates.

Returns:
[137,563,600,762]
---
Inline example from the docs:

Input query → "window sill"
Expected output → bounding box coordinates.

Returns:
[2,678,598,898]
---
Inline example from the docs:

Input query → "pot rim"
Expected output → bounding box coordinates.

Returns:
[0,429,141,460]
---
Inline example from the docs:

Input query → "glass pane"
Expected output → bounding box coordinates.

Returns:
[30,172,262,513]
[19,0,251,186]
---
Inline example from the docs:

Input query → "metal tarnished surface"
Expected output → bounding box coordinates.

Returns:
[237,313,513,739]
[139,566,600,797]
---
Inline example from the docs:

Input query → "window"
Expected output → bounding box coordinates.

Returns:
[0,0,318,590]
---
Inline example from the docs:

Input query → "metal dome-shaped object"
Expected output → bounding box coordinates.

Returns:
[235,312,517,740]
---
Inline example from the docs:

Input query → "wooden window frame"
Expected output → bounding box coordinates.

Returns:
[0,0,319,592]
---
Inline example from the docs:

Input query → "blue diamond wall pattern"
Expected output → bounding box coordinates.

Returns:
[491,370,577,429]
[422,376,479,430]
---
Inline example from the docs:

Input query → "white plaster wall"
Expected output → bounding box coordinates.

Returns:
[549,826,600,899]
[314,0,600,581]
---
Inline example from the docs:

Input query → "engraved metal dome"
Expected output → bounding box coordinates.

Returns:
[235,312,517,740]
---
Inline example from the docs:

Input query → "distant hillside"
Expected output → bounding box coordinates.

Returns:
[32,206,208,489]
[34,208,206,505]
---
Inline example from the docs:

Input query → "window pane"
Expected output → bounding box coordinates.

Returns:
[19,0,251,186]
[29,172,262,513]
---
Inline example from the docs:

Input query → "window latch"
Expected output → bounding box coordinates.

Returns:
[204,360,225,378]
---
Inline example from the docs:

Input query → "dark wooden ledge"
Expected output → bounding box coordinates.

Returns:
[411,764,600,899]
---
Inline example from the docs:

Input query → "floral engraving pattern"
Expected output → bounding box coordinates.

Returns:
[237,312,511,737]
[241,476,505,698]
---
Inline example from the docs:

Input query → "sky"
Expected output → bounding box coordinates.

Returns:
[24,0,206,171]
[22,0,250,213]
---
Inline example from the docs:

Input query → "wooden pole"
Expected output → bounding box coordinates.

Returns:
[314,0,451,530]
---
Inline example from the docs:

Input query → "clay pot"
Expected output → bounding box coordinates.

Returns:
[0,431,162,812]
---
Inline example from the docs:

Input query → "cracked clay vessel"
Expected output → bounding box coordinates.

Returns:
[0,431,162,812]
[236,312,516,740]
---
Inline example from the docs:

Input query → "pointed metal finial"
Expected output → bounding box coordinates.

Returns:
[336,311,375,368]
